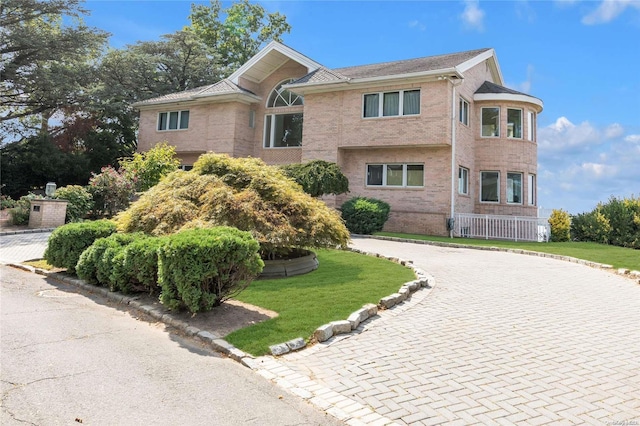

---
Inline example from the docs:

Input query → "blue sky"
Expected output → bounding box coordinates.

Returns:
[84,0,640,214]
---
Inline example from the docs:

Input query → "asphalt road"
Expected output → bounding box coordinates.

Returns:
[0,265,342,426]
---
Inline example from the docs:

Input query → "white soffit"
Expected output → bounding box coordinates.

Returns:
[229,41,322,84]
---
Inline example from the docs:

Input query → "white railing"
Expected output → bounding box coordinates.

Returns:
[454,213,550,242]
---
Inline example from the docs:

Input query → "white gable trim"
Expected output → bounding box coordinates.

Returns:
[228,41,323,84]
[457,48,504,85]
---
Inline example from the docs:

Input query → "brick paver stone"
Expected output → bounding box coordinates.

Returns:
[280,238,640,425]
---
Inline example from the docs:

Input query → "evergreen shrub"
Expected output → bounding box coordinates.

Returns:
[341,197,391,235]
[112,235,165,294]
[44,220,116,273]
[53,185,93,222]
[157,227,264,313]
[548,209,571,242]
[76,233,139,288]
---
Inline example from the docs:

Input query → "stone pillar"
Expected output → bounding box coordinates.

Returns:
[28,199,68,228]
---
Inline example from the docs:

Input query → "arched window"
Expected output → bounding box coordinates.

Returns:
[267,79,303,107]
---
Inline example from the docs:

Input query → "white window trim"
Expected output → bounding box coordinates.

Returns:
[157,110,189,131]
[366,163,424,188]
[527,111,536,141]
[458,166,469,195]
[266,79,303,108]
[528,173,536,206]
[480,171,500,203]
[481,107,500,138]
[459,97,470,126]
[263,113,303,149]
[506,172,523,204]
[362,89,421,119]
[507,108,523,139]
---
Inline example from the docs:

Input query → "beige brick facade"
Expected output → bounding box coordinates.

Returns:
[136,44,542,236]
[28,199,67,228]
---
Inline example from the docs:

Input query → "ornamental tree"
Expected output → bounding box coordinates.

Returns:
[115,153,350,258]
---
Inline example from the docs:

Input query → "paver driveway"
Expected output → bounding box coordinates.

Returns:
[281,237,640,425]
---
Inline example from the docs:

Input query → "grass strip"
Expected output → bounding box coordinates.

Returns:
[376,232,639,271]
[226,249,416,356]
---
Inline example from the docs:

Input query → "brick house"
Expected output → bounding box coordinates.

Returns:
[134,42,543,236]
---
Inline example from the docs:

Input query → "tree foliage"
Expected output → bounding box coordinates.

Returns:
[1,0,108,137]
[548,209,571,242]
[115,154,350,258]
[188,0,291,74]
[119,143,180,191]
[571,196,640,248]
[281,160,349,197]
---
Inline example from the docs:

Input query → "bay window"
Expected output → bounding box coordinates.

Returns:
[528,174,536,205]
[481,107,500,137]
[480,171,499,202]
[507,172,523,204]
[507,108,523,138]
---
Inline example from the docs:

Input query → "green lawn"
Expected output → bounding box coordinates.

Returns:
[376,232,640,271]
[226,249,416,356]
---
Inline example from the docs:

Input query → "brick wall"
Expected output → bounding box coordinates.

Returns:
[28,200,67,228]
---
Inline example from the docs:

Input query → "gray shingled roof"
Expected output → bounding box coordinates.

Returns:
[475,80,529,96]
[134,79,256,106]
[291,67,350,84]
[333,48,491,80]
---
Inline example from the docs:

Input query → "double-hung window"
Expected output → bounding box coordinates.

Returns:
[158,110,189,131]
[367,163,424,187]
[458,166,469,195]
[459,98,469,126]
[507,109,523,139]
[481,107,500,137]
[363,90,420,118]
[480,171,499,202]
[507,172,523,204]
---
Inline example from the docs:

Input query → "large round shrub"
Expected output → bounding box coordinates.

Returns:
[341,197,390,235]
[157,227,264,313]
[44,220,117,273]
[115,154,350,258]
[76,233,140,288]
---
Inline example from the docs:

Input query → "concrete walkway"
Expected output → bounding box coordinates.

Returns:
[279,237,640,425]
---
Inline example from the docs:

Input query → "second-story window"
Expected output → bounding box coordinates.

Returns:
[363,90,420,118]
[158,110,189,131]
[507,108,523,139]
[481,107,500,137]
[459,98,469,126]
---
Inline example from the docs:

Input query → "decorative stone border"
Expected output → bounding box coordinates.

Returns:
[268,249,436,356]
[260,251,319,278]
[366,234,640,283]
[0,227,55,236]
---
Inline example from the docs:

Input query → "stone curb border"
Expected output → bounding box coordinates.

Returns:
[268,250,436,356]
[363,234,640,283]
[0,227,55,236]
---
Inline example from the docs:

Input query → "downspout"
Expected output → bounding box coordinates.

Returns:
[448,76,464,238]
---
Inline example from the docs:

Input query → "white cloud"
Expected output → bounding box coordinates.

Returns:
[581,0,640,24]
[515,0,536,22]
[604,123,624,139]
[460,0,485,32]
[537,116,640,213]
[506,65,535,94]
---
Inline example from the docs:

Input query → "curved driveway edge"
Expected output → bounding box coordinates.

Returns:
[277,237,640,425]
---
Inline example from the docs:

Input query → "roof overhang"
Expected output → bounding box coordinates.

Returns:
[133,92,262,110]
[474,93,544,111]
[228,41,323,85]
[285,68,465,95]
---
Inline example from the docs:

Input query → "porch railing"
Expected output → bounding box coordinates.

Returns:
[454,213,550,242]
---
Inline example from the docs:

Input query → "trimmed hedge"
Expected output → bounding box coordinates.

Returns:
[112,236,165,294]
[341,197,390,235]
[44,220,116,273]
[158,227,264,313]
[76,233,139,288]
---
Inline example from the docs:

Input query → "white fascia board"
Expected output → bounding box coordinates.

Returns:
[473,93,543,111]
[228,41,323,84]
[286,68,462,94]
[457,49,504,85]
[133,93,261,110]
